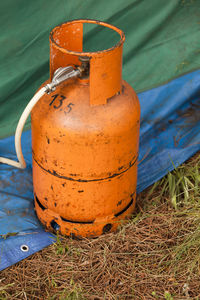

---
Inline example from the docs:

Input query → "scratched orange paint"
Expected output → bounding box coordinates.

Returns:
[31,20,140,237]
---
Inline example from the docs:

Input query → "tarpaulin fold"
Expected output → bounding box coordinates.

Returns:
[0,0,200,270]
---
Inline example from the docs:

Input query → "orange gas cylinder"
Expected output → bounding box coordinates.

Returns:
[31,19,140,238]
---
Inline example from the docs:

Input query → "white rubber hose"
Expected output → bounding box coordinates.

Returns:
[0,87,47,169]
[0,66,80,169]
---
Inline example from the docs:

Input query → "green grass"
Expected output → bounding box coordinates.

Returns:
[49,279,86,300]
[53,233,69,255]
[0,283,14,300]
[148,155,200,209]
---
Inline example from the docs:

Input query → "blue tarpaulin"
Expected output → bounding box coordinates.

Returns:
[0,69,200,271]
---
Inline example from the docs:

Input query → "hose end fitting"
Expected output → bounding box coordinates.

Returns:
[45,66,81,94]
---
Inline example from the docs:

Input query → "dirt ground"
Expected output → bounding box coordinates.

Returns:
[0,153,200,300]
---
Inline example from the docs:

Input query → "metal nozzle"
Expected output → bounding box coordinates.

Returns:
[45,66,81,93]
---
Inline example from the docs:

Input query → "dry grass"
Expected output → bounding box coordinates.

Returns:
[0,153,200,300]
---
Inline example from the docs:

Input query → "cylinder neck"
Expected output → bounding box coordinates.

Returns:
[50,19,125,106]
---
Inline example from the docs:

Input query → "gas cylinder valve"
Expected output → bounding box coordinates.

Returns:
[78,56,90,78]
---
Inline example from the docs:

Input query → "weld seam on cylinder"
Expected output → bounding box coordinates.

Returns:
[32,154,138,182]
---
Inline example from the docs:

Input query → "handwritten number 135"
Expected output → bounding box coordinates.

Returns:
[49,94,74,113]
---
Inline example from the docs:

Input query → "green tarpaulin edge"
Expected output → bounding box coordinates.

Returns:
[0,0,200,138]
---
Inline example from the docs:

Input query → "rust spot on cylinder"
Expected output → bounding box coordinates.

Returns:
[117,200,122,206]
